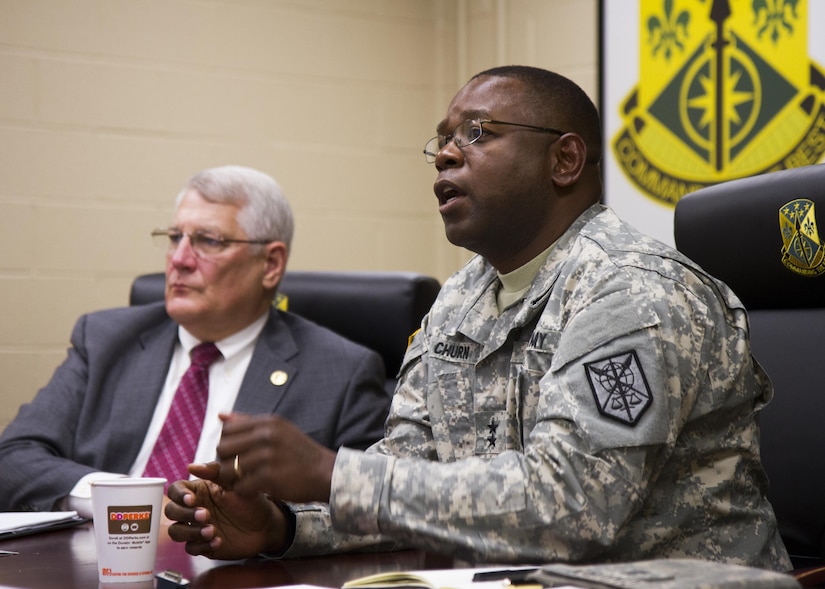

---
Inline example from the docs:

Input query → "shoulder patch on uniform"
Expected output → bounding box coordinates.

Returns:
[584,350,652,426]
[407,328,421,349]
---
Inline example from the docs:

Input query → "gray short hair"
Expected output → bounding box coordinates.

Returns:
[177,165,294,251]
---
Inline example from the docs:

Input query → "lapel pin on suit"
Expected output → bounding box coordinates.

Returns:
[270,370,288,386]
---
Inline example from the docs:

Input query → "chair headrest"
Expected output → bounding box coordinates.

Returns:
[129,270,441,378]
[674,163,825,310]
[277,271,440,377]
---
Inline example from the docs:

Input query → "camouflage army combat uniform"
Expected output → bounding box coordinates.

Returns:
[283,204,790,571]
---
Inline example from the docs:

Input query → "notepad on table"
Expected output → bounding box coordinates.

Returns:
[342,567,547,589]
[341,560,801,589]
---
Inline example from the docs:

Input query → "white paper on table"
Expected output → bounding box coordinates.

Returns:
[0,511,87,539]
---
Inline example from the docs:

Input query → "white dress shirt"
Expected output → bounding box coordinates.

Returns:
[65,313,268,518]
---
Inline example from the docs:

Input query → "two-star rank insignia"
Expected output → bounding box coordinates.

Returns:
[584,351,652,426]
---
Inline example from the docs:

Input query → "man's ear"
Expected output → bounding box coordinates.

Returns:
[552,133,588,188]
[262,241,288,290]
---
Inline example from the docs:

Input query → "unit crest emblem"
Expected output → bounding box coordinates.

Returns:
[780,198,825,276]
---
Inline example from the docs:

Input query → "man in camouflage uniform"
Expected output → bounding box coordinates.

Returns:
[165,66,790,571]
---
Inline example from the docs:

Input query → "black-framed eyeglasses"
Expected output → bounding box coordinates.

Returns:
[151,228,272,259]
[423,118,567,163]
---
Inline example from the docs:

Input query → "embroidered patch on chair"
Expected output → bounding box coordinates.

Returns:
[584,351,652,426]
[779,198,825,277]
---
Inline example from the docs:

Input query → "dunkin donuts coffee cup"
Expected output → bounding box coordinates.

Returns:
[90,478,166,583]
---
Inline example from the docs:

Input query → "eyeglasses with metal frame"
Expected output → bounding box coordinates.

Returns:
[151,228,272,259]
[423,118,567,163]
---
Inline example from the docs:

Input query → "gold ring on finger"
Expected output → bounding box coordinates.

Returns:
[233,454,242,478]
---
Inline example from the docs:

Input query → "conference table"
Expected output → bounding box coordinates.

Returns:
[0,522,457,589]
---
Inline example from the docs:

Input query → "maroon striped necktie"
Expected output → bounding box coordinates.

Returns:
[143,342,222,487]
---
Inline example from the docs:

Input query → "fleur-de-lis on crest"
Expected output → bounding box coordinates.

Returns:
[803,216,816,237]
[647,0,691,61]
[753,0,799,44]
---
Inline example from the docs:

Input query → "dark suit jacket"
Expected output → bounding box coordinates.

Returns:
[0,303,389,512]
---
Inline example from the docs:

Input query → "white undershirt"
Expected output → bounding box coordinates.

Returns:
[65,313,268,518]
[496,242,555,313]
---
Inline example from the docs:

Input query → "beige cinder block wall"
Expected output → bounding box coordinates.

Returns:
[0,0,598,432]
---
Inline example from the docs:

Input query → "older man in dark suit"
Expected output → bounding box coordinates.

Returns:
[0,165,389,519]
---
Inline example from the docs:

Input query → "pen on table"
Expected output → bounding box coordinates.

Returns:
[472,568,539,584]
[0,550,19,557]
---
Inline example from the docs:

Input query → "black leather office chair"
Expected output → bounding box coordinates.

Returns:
[130,271,441,394]
[674,163,825,576]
